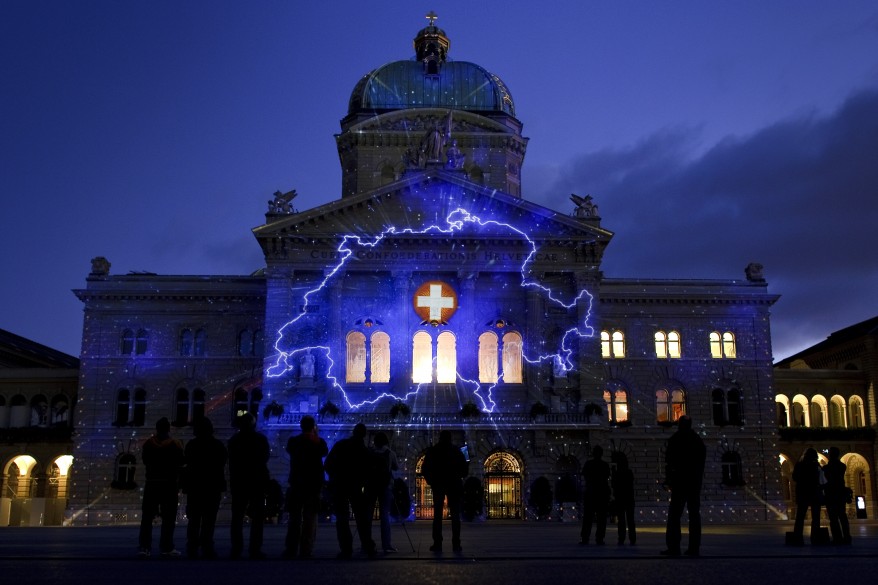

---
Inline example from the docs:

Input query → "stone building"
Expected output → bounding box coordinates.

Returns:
[68,18,783,526]
[774,316,877,519]
[0,329,79,526]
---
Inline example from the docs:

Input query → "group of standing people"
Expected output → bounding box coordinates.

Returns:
[138,414,422,560]
[791,446,853,545]
[138,413,271,559]
[579,415,706,556]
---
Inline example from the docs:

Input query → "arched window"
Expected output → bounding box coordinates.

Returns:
[111,453,137,490]
[30,394,49,427]
[121,329,134,355]
[115,389,130,425]
[412,332,433,383]
[238,329,253,356]
[712,389,726,425]
[791,395,809,427]
[135,329,148,355]
[233,387,262,424]
[132,389,147,426]
[710,331,736,358]
[727,389,742,425]
[810,395,827,428]
[612,331,625,358]
[603,387,629,424]
[370,331,390,383]
[501,331,523,383]
[722,332,736,358]
[436,331,457,383]
[655,331,681,358]
[194,329,207,356]
[181,329,194,356]
[601,331,610,358]
[50,395,69,426]
[479,332,499,383]
[721,451,745,486]
[346,331,367,383]
[657,387,686,423]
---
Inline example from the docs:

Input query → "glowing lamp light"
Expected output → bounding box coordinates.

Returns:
[13,455,37,476]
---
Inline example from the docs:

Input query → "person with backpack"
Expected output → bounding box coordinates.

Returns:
[366,432,400,553]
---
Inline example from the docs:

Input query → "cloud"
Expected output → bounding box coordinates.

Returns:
[533,88,878,359]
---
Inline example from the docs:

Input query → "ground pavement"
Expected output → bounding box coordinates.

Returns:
[1,519,875,585]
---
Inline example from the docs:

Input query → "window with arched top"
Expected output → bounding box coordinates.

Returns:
[501,331,523,383]
[121,329,134,355]
[479,332,499,383]
[829,395,847,428]
[603,387,629,424]
[810,395,828,428]
[112,453,137,490]
[655,331,681,358]
[713,388,743,426]
[436,331,457,383]
[710,331,736,358]
[371,331,390,383]
[412,331,433,383]
[849,396,865,428]
[194,329,207,356]
[657,387,686,423]
[233,387,262,424]
[601,330,625,358]
[721,451,745,486]
[346,331,367,383]
[181,329,194,356]
[135,329,148,355]
[484,452,522,519]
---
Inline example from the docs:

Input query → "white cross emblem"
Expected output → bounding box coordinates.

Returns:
[416,284,455,321]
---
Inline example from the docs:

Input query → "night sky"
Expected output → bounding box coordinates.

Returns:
[2,1,876,361]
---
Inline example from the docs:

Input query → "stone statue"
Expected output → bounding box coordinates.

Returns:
[90,256,111,276]
[745,263,765,282]
[300,350,315,378]
[268,189,297,214]
[445,139,465,170]
[570,194,599,218]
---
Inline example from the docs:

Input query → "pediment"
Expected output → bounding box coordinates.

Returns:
[254,169,612,244]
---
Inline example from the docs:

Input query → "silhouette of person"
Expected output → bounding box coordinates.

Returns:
[182,417,227,559]
[366,431,400,553]
[421,430,468,552]
[580,445,611,545]
[324,423,376,558]
[823,446,851,545]
[791,447,822,545]
[138,417,184,557]
[612,454,636,545]
[662,415,706,556]
[227,413,271,559]
[284,415,328,559]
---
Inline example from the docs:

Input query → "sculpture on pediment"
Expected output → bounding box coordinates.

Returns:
[90,256,111,276]
[570,193,599,219]
[445,139,465,170]
[268,189,297,214]
[745,263,765,282]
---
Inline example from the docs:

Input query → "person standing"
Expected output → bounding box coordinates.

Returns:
[283,415,328,559]
[612,455,637,545]
[791,447,822,546]
[324,423,376,558]
[662,415,706,557]
[580,445,611,545]
[823,447,852,544]
[227,413,271,560]
[421,430,468,553]
[182,417,227,559]
[366,431,400,553]
[138,417,185,557]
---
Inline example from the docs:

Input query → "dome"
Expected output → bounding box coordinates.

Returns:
[347,60,516,117]
[347,19,515,117]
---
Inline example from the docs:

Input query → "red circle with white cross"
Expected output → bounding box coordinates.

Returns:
[413,281,458,324]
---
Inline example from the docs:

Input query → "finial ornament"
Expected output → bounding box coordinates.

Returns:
[426,11,438,26]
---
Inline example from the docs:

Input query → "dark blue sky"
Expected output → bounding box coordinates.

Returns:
[2,1,877,360]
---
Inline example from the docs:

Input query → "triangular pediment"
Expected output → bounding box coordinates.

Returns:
[254,169,612,243]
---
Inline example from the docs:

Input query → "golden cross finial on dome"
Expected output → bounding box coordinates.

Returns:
[426,11,438,26]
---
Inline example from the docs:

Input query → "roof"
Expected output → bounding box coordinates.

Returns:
[774,315,878,367]
[0,328,80,369]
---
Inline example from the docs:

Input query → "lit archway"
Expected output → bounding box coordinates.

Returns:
[484,451,522,519]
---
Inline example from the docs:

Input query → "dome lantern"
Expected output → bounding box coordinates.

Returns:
[414,11,449,75]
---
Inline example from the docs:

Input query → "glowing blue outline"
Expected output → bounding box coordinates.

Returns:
[265,207,594,413]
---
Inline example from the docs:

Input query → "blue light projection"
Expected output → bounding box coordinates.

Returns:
[265,206,595,413]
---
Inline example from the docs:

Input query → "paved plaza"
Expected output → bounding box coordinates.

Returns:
[1,520,875,585]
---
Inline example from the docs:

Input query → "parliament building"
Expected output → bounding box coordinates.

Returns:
[60,18,788,526]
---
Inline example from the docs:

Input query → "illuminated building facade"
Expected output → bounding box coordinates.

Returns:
[0,329,78,526]
[774,316,877,519]
[68,19,784,526]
